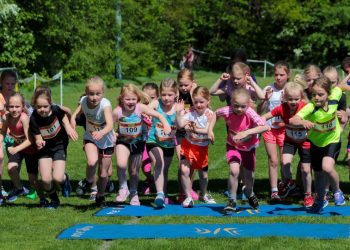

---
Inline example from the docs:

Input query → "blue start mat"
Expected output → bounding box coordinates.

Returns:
[57,223,350,239]
[95,204,350,217]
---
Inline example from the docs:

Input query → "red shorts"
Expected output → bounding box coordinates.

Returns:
[263,128,285,147]
[180,138,208,170]
[226,144,256,171]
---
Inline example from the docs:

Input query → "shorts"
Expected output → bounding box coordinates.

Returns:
[310,141,341,172]
[146,143,175,158]
[39,147,67,161]
[180,138,208,170]
[7,151,39,175]
[84,140,114,158]
[116,140,145,155]
[263,128,285,147]
[283,141,311,164]
[226,144,256,171]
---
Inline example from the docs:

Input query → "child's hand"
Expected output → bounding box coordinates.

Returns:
[163,123,172,135]
[7,146,18,155]
[220,73,231,81]
[208,130,215,145]
[232,131,247,143]
[265,87,273,100]
[176,100,185,113]
[70,119,76,130]
[36,139,45,150]
[67,128,78,141]
[303,120,314,130]
[246,75,256,86]
[92,131,104,141]
[337,110,348,124]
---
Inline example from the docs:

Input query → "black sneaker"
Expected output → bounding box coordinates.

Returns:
[39,198,49,207]
[278,180,296,198]
[248,194,259,209]
[223,199,237,213]
[95,195,106,207]
[61,173,72,197]
[46,199,60,209]
[76,179,92,196]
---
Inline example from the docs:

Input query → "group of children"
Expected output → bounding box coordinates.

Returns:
[1,56,350,213]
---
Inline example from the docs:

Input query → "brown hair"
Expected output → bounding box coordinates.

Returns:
[304,64,321,79]
[85,76,105,93]
[274,61,290,78]
[177,68,194,83]
[8,92,25,108]
[312,76,332,95]
[32,86,52,106]
[160,78,178,94]
[192,86,210,102]
[341,57,350,73]
[0,69,17,83]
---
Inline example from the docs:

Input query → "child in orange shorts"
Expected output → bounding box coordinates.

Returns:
[176,86,216,207]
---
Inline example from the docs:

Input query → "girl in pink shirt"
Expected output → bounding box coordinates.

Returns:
[210,88,269,213]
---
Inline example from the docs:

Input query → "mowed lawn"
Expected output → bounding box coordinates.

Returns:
[1,70,350,249]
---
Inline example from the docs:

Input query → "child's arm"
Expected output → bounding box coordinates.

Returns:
[62,114,78,141]
[289,115,314,129]
[91,106,114,141]
[209,73,228,96]
[70,104,82,129]
[232,124,270,141]
[175,100,188,129]
[0,116,8,144]
[60,105,72,120]
[246,76,265,100]
[338,73,350,91]
[139,103,171,134]
[7,115,33,155]
[34,134,45,150]
[208,112,218,144]
[257,87,273,114]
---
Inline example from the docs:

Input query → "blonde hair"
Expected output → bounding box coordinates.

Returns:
[323,66,338,83]
[160,78,178,94]
[304,64,321,79]
[118,83,150,105]
[231,88,250,103]
[85,76,105,93]
[284,81,305,98]
[231,62,251,75]
[192,86,210,102]
[293,74,307,89]
[177,68,194,82]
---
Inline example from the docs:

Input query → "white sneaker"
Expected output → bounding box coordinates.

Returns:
[200,193,216,204]
[182,197,194,208]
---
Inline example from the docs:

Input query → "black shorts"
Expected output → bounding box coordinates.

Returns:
[116,140,145,155]
[84,140,114,158]
[146,143,175,158]
[39,147,67,161]
[310,141,341,172]
[283,141,311,164]
[7,151,39,175]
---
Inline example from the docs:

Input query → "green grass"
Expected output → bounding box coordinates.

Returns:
[1,70,350,249]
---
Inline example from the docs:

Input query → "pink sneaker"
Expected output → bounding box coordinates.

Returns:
[130,194,140,206]
[191,190,199,200]
[116,188,130,202]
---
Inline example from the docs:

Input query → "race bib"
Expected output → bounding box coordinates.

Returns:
[189,132,209,143]
[155,123,176,142]
[313,116,336,132]
[119,121,142,139]
[9,132,25,144]
[86,120,105,133]
[285,125,307,142]
[39,118,61,139]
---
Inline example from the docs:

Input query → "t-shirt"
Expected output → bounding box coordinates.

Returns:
[216,106,265,151]
[271,101,310,148]
[263,84,284,129]
[179,92,193,110]
[80,96,114,149]
[29,105,68,150]
[183,108,213,147]
[296,87,342,147]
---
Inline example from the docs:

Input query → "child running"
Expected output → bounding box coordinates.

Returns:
[259,61,290,202]
[29,86,78,208]
[114,83,171,206]
[140,82,159,195]
[0,93,46,204]
[176,86,216,207]
[71,76,114,207]
[262,82,313,207]
[146,78,178,208]
[290,76,346,213]
[210,88,269,212]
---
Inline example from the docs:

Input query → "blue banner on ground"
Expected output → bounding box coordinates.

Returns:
[95,204,350,217]
[57,223,350,239]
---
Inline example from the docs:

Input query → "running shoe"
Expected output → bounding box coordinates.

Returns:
[334,190,346,206]
[95,195,106,207]
[26,189,37,200]
[270,191,281,202]
[39,198,49,207]
[1,186,8,198]
[61,173,72,197]
[310,199,328,213]
[223,199,237,213]
[164,197,174,205]
[248,194,259,209]
[191,189,199,200]
[199,193,216,204]
[278,180,296,198]
[177,193,186,203]
[130,194,140,206]
[46,199,60,209]
[115,188,130,203]
[106,180,115,193]
[182,197,194,208]
[7,186,29,202]
[303,194,314,208]
[76,179,91,196]
[154,192,165,208]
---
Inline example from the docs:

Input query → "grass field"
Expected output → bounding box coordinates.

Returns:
[1,70,350,249]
